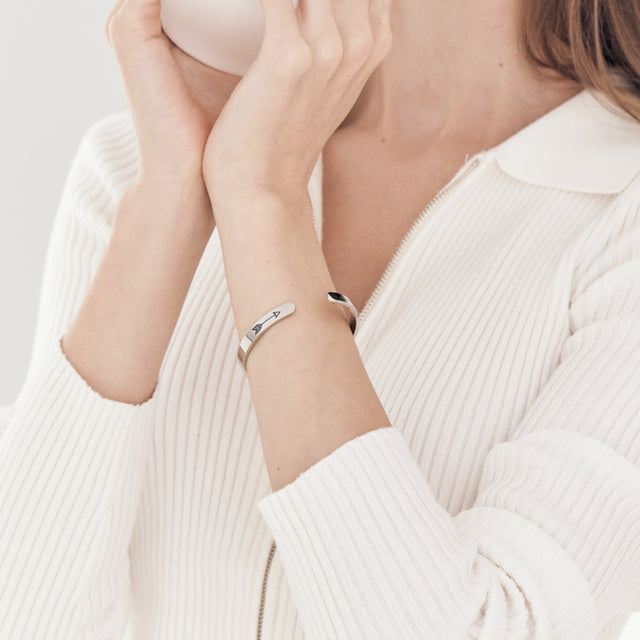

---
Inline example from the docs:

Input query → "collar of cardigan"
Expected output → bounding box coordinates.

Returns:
[491,87,640,195]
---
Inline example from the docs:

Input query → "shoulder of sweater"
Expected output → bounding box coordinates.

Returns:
[602,170,640,235]
[615,169,640,210]
[570,169,640,291]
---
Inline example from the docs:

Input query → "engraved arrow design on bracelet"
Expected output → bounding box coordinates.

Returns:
[251,310,281,335]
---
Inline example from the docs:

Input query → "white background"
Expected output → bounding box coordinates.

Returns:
[0,1,639,638]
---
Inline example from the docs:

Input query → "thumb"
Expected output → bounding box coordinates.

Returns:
[106,0,163,48]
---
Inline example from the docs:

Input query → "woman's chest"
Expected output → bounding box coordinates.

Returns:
[318,141,464,316]
[319,186,415,317]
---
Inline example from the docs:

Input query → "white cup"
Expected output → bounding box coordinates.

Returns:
[160,0,300,76]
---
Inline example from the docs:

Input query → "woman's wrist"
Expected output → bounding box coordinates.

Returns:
[124,173,216,239]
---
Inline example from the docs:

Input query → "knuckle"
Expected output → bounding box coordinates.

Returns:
[275,41,313,78]
[376,29,393,57]
[315,38,343,70]
[345,30,374,64]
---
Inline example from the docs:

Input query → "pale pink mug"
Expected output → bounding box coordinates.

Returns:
[160,0,300,76]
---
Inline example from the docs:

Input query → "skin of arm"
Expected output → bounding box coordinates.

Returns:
[61,180,214,406]
[213,188,391,492]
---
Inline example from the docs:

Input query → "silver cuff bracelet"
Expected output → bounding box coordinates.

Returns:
[237,291,359,372]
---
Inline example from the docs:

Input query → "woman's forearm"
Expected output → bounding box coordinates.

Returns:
[61,180,214,405]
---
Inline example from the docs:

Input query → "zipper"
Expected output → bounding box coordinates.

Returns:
[255,152,484,640]
[357,153,484,327]
[257,540,277,640]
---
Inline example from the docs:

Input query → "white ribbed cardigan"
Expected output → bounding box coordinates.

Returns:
[1,88,639,640]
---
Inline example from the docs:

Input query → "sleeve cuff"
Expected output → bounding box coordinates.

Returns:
[257,426,477,638]
[13,332,157,413]
[0,332,156,632]
[257,426,598,639]
[453,506,596,638]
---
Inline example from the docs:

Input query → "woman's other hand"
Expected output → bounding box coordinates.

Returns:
[106,0,242,206]
[201,0,392,206]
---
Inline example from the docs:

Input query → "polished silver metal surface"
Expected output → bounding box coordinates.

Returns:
[237,292,359,372]
[326,291,359,336]
[237,301,296,371]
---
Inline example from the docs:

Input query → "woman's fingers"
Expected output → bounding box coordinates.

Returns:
[106,0,164,50]
[256,0,392,88]
[330,0,374,69]
[300,0,391,88]
[259,0,305,49]
[323,0,393,133]
[369,0,393,56]
[297,0,343,76]
[257,0,315,79]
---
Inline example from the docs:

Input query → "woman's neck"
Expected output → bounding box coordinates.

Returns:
[339,0,583,155]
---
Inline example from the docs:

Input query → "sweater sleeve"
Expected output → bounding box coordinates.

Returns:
[0,111,156,639]
[256,177,640,639]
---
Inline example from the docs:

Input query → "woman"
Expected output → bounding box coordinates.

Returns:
[1,0,639,637]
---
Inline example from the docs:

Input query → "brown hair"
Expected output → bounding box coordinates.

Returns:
[519,0,640,122]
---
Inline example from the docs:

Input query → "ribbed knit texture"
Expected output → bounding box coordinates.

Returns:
[1,89,639,639]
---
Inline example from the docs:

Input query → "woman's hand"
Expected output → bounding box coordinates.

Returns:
[201,0,393,207]
[106,0,242,199]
